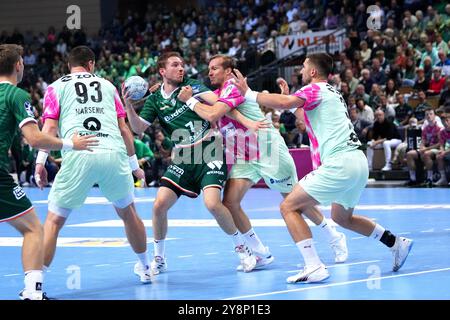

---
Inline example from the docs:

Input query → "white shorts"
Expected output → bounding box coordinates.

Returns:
[49,151,134,210]
[299,150,369,209]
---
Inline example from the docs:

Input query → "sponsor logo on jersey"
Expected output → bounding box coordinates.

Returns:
[12,186,26,200]
[220,85,233,98]
[168,165,184,178]
[163,105,189,122]
[269,176,291,184]
[206,160,223,170]
[83,117,101,131]
[191,85,201,94]
[23,101,34,118]
[159,105,171,110]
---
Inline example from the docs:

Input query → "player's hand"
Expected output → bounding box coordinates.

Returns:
[276,77,290,95]
[132,168,146,183]
[230,69,249,96]
[71,131,99,152]
[246,118,272,132]
[149,82,161,94]
[177,86,193,102]
[121,83,146,109]
[34,163,48,190]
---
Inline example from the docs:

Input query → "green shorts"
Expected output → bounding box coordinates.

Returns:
[49,151,134,209]
[230,133,298,193]
[299,150,369,210]
[0,169,33,222]
[161,160,227,198]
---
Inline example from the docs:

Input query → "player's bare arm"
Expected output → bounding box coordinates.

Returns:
[231,69,305,109]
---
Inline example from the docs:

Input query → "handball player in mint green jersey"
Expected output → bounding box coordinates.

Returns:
[123,52,270,274]
[177,54,348,272]
[0,44,97,300]
[34,46,153,285]
[232,52,413,284]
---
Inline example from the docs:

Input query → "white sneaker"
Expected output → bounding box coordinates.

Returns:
[235,244,257,272]
[433,177,448,186]
[381,163,392,171]
[150,256,167,275]
[391,237,413,272]
[330,232,348,263]
[133,262,152,284]
[236,246,274,271]
[286,264,330,284]
[19,289,50,300]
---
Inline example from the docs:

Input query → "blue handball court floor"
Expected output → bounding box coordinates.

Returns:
[0,186,449,300]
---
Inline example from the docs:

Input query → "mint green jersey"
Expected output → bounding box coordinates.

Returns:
[42,72,127,156]
[0,82,37,172]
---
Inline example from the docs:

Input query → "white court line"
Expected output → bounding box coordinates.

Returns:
[3,274,20,277]
[420,229,434,233]
[205,252,219,255]
[280,244,294,247]
[223,267,450,300]
[94,264,111,267]
[287,260,381,273]
[351,236,366,240]
[445,229,450,231]
[247,204,450,213]
[397,232,411,235]
[178,255,193,258]
[124,261,136,264]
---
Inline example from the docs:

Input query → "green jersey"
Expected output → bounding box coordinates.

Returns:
[0,82,37,172]
[42,72,127,157]
[139,78,213,148]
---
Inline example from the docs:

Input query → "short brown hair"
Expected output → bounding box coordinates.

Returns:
[0,44,23,76]
[306,53,333,78]
[157,51,183,70]
[68,46,95,69]
[209,54,236,70]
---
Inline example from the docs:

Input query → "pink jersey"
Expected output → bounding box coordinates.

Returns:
[421,122,441,146]
[214,79,260,163]
[439,128,450,151]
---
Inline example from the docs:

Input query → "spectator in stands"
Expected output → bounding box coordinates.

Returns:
[405,108,442,187]
[323,8,338,30]
[402,57,417,87]
[436,50,450,77]
[392,117,420,169]
[149,130,172,187]
[439,78,450,108]
[280,109,297,133]
[290,119,310,148]
[385,78,399,105]
[340,81,350,103]
[414,90,431,124]
[394,93,413,127]
[227,38,241,57]
[419,42,439,68]
[371,58,387,85]
[356,98,374,123]
[350,107,371,143]
[427,67,446,96]
[360,41,372,63]
[344,69,359,94]
[369,83,382,110]
[353,84,370,105]
[360,68,374,94]
[367,108,402,171]
[133,136,155,186]
[434,114,450,186]
[413,67,429,93]
[288,14,303,34]
[379,94,396,122]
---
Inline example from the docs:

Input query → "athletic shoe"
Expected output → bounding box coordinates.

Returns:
[133,262,152,284]
[286,264,330,284]
[19,290,52,300]
[236,246,274,271]
[330,232,348,263]
[381,163,392,171]
[391,237,413,272]
[235,244,257,272]
[150,256,167,275]
[433,177,448,186]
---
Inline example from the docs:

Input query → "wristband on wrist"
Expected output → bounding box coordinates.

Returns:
[61,138,74,150]
[186,97,200,111]
[36,151,49,164]
[244,89,258,103]
[129,154,139,171]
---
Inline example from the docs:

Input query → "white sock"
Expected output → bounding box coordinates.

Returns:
[230,230,244,248]
[243,228,266,253]
[427,170,433,180]
[409,170,416,181]
[296,238,322,267]
[24,270,43,292]
[318,218,340,242]
[153,239,165,258]
[137,251,151,267]
[370,224,386,241]
[439,171,447,181]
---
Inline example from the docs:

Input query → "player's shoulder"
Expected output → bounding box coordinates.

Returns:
[183,77,211,93]
[2,84,30,102]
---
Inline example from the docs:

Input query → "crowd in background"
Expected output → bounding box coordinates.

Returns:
[2,0,450,187]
